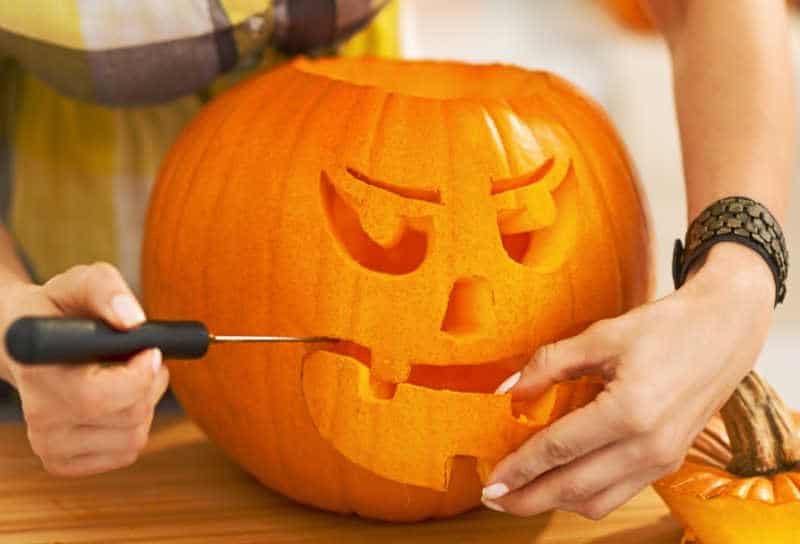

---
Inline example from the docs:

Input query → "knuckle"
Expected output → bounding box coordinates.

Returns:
[48,265,88,287]
[613,392,660,435]
[533,343,557,373]
[123,401,152,426]
[26,428,52,459]
[117,450,140,468]
[126,424,150,452]
[88,261,121,283]
[577,501,610,521]
[543,436,577,466]
[559,479,594,504]
[509,458,540,484]
[74,386,108,418]
[643,432,685,470]
[621,409,658,435]
[22,406,52,431]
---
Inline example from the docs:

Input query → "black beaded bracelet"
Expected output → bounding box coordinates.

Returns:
[672,196,789,306]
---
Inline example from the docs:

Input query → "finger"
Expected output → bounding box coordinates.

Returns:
[43,262,146,329]
[511,323,621,401]
[150,364,170,405]
[484,433,653,517]
[484,390,630,496]
[91,364,169,428]
[43,450,141,477]
[564,468,663,521]
[45,420,151,460]
[57,349,161,421]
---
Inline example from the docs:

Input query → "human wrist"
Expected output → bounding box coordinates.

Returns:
[683,242,777,313]
[0,282,41,387]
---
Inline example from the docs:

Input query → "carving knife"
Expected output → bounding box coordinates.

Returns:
[4,317,337,365]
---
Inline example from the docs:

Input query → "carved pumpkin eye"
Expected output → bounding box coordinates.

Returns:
[492,157,577,270]
[321,169,438,274]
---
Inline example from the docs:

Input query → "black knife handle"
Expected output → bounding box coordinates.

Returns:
[5,317,210,364]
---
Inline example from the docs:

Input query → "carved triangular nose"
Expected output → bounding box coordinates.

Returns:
[440,277,496,335]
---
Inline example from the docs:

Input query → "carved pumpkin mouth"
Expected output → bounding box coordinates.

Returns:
[315,339,528,399]
[300,339,602,491]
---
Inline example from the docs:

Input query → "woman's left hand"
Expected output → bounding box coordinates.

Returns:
[481,243,776,519]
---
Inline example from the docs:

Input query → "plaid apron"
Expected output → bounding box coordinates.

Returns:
[0,0,399,292]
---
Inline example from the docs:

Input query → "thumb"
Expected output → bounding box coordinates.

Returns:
[496,322,620,400]
[42,263,146,330]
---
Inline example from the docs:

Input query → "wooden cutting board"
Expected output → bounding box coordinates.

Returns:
[0,416,682,544]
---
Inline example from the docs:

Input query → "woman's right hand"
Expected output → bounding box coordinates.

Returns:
[0,263,170,476]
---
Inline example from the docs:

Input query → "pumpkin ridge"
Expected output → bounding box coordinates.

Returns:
[226,73,323,492]
[368,91,395,176]
[269,76,340,494]
[479,104,512,179]
[144,57,651,521]
[159,72,301,479]
[165,69,296,295]
[539,74,654,305]
[525,94,626,313]
[186,69,314,495]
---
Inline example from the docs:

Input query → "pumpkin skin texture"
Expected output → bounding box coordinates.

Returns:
[142,57,652,521]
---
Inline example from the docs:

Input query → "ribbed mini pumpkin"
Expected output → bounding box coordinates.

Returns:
[142,57,652,521]
[655,373,800,544]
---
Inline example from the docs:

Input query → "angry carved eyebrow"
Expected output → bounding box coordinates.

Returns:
[490,157,556,195]
[346,167,443,205]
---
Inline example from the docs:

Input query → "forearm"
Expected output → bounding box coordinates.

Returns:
[647,0,795,222]
[646,0,794,304]
[0,225,31,286]
[0,224,32,384]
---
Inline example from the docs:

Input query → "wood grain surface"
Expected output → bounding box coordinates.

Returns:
[0,416,683,544]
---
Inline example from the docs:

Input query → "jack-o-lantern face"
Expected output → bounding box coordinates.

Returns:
[143,57,652,521]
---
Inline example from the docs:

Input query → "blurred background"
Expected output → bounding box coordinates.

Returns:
[0,1,796,419]
[399,0,800,404]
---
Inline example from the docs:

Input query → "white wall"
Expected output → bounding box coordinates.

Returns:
[400,0,800,404]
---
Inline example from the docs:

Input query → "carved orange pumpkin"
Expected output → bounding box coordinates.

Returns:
[655,373,800,544]
[142,57,652,521]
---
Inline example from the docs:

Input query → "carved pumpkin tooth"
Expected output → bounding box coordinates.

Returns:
[143,57,651,521]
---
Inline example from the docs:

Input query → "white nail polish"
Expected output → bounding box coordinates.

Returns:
[482,498,505,513]
[111,294,146,327]
[482,482,510,500]
[151,349,162,375]
[495,372,521,395]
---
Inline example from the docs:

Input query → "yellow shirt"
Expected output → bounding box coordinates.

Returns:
[0,1,399,292]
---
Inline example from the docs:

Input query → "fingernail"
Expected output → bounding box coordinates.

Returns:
[482,482,510,500]
[494,372,521,395]
[150,349,162,375]
[482,498,505,513]
[111,294,146,327]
